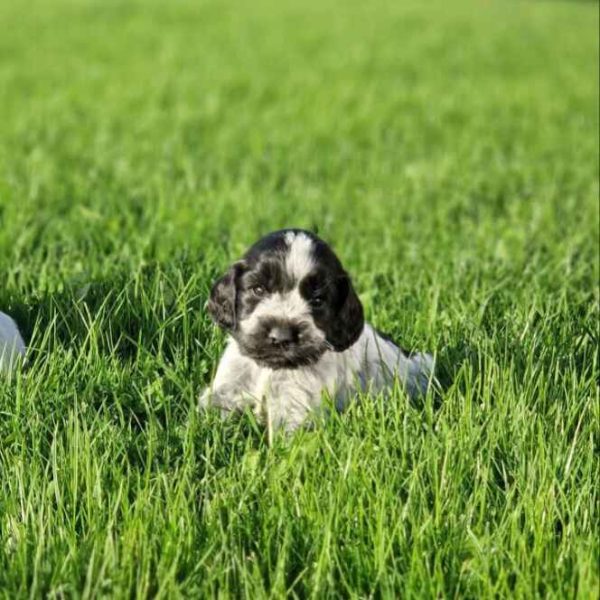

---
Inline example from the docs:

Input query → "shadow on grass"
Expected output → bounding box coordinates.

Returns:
[0,258,215,366]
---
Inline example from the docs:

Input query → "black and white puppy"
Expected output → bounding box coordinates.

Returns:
[199,229,433,432]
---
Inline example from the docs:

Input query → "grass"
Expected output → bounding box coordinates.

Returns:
[0,0,598,597]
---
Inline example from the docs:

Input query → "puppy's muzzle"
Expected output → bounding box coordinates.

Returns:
[267,322,300,348]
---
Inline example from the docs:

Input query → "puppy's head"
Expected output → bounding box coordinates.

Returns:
[207,229,364,369]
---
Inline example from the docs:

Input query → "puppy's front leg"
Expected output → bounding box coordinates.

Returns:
[198,339,257,417]
[199,385,249,417]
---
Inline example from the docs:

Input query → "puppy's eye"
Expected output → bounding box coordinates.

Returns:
[251,285,266,296]
[311,296,324,307]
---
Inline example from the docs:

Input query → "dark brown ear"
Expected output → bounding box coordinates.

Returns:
[326,274,364,351]
[206,261,245,330]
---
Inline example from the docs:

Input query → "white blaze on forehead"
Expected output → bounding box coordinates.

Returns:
[284,231,315,283]
[239,231,323,338]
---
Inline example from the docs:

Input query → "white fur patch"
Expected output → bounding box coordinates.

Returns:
[200,324,434,432]
[239,232,318,337]
[284,232,315,283]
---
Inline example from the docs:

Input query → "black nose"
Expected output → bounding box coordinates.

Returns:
[268,324,298,346]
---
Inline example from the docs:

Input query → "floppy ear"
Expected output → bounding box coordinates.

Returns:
[206,261,245,330]
[327,273,364,351]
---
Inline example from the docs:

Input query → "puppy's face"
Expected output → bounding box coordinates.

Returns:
[207,229,364,369]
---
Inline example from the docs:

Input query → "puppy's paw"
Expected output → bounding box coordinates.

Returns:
[198,387,243,419]
[198,387,212,411]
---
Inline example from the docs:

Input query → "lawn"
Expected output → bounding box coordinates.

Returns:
[0,0,598,597]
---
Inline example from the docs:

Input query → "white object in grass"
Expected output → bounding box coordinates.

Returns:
[0,312,26,374]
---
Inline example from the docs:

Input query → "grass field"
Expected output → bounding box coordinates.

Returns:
[0,0,598,597]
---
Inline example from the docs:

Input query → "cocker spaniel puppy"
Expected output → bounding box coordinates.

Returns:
[200,229,433,432]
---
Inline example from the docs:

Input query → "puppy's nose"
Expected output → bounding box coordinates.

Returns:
[268,324,297,346]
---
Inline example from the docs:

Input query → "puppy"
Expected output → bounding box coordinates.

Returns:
[199,229,433,432]
[0,311,26,374]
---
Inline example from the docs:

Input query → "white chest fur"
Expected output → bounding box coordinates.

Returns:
[200,324,433,432]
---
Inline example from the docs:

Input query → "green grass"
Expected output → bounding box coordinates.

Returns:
[0,0,598,597]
